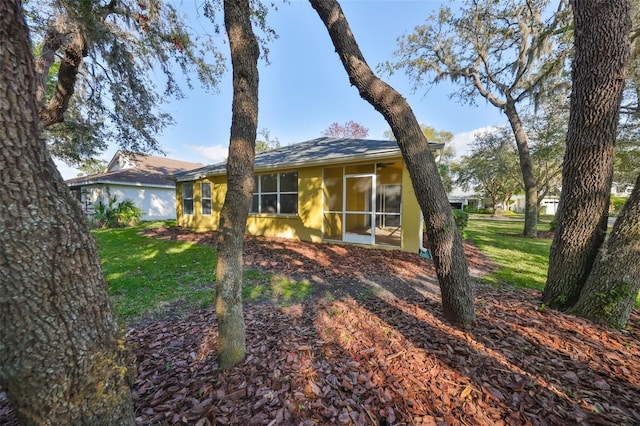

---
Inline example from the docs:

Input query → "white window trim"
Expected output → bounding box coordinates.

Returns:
[201,182,212,216]
[251,172,298,215]
[182,182,194,216]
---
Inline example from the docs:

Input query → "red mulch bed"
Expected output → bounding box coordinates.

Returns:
[2,227,639,425]
[138,226,496,301]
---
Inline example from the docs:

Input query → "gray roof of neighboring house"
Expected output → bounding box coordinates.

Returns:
[65,153,203,188]
[171,137,444,182]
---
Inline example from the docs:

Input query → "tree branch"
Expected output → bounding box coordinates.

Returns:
[39,27,87,128]
[34,19,66,110]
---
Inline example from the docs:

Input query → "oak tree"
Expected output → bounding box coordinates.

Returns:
[215,0,260,368]
[255,128,281,153]
[0,1,134,422]
[543,0,632,315]
[569,174,640,328]
[27,0,225,164]
[389,0,572,237]
[453,128,521,214]
[310,0,476,325]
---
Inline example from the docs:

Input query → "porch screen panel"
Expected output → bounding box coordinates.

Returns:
[323,167,343,241]
[375,184,401,247]
[345,164,374,175]
[323,213,342,240]
[374,163,402,246]
[323,167,343,211]
[344,175,374,245]
[376,184,401,228]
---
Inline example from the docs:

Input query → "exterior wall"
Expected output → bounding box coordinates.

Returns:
[78,183,177,220]
[510,194,560,215]
[611,184,634,197]
[448,185,483,210]
[175,161,421,253]
[178,168,324,243]
[400,164,421,253]
[177,176,226,230]
[539,196,560,216]
[247,167,323,243]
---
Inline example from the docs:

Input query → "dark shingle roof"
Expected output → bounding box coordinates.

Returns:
[171,137,443,182]
[65,153,203,188]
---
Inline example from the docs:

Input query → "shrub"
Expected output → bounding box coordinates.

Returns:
[610,196,627,216]
[466,207,493,215]
[453,209,469,232]
[92,196,143,228]
[548,218,557,232]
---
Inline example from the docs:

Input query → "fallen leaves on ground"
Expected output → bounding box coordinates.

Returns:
[139,226,495,300]
[1,228,639,425]
[126,286,640,425]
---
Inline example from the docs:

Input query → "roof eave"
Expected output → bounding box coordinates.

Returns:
[66,179,175,189]
[173,150,403,182]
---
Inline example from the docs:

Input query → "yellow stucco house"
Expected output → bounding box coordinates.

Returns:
[170,137,443,253]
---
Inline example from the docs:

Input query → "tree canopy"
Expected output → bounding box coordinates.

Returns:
[255,128,281,153]
[322,120,369,139]
[26,0,227,165]
[453,127,520,212]
[386,125,456,193]
[387,0,572,237]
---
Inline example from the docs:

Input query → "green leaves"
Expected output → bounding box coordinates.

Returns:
[27,0,227,165]
[388,0,572,108]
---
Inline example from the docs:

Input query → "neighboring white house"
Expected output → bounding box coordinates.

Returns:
[509,194,560,215]
[611,183,634,197]
[65,151,202,220]
[447,186,484,210]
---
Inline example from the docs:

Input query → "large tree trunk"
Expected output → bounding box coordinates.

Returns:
[543,0,631,310]
[215,0,260,369]
[570,173,640,328]
[504,101,538,237]
[0,2,134,423]
[309,0,475,325]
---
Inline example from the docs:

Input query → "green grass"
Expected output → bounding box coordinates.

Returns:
[96,219,638,320]
[93,222,312,321]
[466,218,640,307]
[242,270,313,305]
[93,222,216,320]
[465,219,552,290]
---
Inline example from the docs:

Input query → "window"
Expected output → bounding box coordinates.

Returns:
[250,172,298,214]
[201,182,212,216]
[182,182,194,215]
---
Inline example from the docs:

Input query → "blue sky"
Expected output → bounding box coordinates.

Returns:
[56,0,506,178]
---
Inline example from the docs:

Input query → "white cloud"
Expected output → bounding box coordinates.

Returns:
[450,125,498,158]
[183,144,228,164]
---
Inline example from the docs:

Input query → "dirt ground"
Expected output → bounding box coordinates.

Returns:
[2,227,639,425]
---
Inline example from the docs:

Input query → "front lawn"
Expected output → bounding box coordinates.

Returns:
[465,219,552,290]
[93,222,218,320]
[465,218,640,307]
[93,222,311,321]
